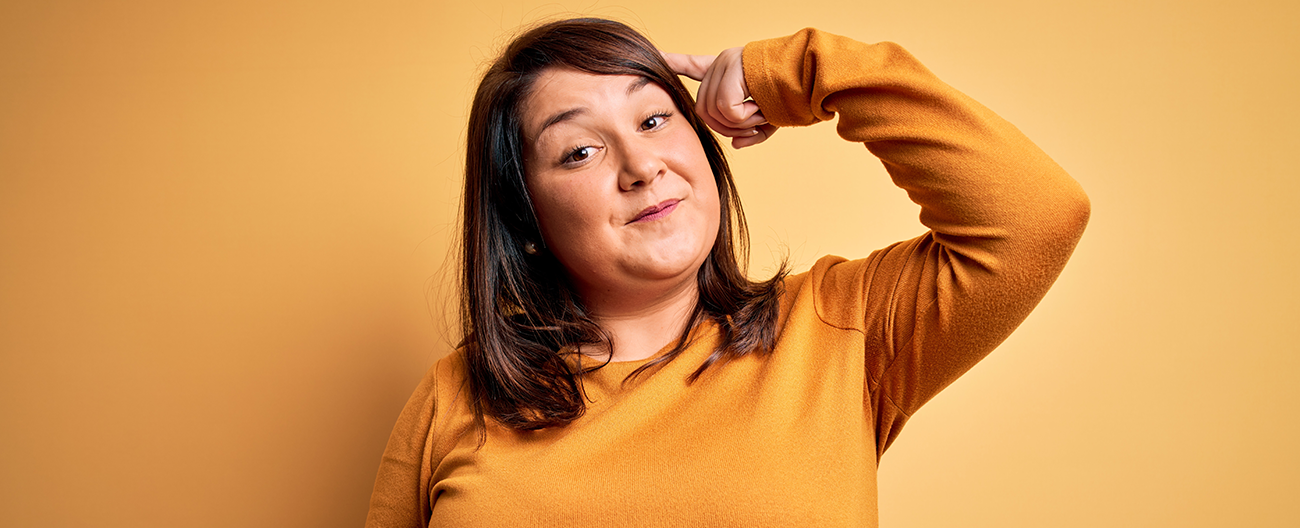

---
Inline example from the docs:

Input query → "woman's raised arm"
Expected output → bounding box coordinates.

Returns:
[674,28,1090,453]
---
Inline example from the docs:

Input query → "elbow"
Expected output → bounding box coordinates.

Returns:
[1062,182,1091,243]
[1036,181,1090,262]
[1021,178,1091,261]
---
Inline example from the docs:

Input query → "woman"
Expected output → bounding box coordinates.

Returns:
[367,17,1089,527]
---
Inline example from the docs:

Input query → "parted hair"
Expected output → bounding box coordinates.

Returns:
[461,17,786,431]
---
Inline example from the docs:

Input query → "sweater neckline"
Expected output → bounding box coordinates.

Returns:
[574,319,718,374]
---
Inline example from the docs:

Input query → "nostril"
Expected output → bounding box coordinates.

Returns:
[622,177,646,190]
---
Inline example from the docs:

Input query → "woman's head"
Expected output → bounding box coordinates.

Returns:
[461,18,782,430]
[464,17,739,302]
[520,62,722,312]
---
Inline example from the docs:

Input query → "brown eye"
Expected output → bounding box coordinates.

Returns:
[641,112,671,131]
[564,146,595,165]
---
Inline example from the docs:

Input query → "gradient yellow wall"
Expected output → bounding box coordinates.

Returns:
[2,1,1296,526]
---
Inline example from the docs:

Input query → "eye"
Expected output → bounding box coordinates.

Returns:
[562,145,598,165]
[640,111,672,131]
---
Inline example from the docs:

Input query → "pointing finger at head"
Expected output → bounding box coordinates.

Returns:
[662,52,713,81]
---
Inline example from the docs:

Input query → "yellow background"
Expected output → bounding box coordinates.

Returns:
[2,0,1297,526]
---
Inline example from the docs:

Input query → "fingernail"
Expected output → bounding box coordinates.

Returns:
[747,128,759,136]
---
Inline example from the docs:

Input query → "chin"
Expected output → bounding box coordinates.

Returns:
[645,244,714,281]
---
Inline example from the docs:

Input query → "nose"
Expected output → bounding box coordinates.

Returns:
[617,139,666,192]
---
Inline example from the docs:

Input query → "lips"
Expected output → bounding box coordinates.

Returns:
[629,199,681,224]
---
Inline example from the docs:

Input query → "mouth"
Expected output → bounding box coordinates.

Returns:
[628,199,681,224]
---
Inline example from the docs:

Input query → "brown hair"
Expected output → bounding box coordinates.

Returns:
[461,17,786,431]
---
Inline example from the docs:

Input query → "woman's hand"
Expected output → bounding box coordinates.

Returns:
[664,47,778,149]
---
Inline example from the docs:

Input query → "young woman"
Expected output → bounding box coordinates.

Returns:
[366,17,1089,527]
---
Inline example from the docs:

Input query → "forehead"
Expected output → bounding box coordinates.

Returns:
[521,68,670,139]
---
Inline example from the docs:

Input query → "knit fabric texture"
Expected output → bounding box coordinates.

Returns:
[365,28,1090,527]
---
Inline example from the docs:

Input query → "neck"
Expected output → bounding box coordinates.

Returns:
[579,277,700,363]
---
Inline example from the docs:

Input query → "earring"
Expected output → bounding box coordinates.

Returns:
[523,241,539,255]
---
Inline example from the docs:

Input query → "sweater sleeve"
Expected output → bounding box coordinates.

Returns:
[744,29,1089,455]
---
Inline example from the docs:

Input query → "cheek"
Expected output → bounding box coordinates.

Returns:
[700,172,725,253]
[529,187,571,242]
[528,178,604,247]
[683,146,721,226]
[702,188,722,248]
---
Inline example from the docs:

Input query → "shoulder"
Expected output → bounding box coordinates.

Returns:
[393,348,476,452]
[779,254,879,333]
[425,349,473,420]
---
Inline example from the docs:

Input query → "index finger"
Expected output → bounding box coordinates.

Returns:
[662,52,714,81]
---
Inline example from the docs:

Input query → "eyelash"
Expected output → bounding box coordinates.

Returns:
[559,110,675,166]
[640,110,673,131]
[561,145,597,165]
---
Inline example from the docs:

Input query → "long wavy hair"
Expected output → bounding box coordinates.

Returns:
[461,17,786,431]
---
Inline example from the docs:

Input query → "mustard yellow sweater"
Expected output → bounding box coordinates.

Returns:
[366,29,1089,527]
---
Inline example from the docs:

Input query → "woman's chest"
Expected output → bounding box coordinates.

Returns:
[428,342,878,527]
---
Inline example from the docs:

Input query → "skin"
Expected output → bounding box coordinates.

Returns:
[520,50,777,362]
[665,47,778,148]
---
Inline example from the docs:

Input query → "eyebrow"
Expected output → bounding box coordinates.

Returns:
[536,108,586,140]
[626,76,653,95]
[533,76,656,140]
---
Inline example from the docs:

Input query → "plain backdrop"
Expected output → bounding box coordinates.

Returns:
[2,0,1297,526]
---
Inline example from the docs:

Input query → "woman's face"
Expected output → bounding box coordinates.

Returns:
[521,68,720,311]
